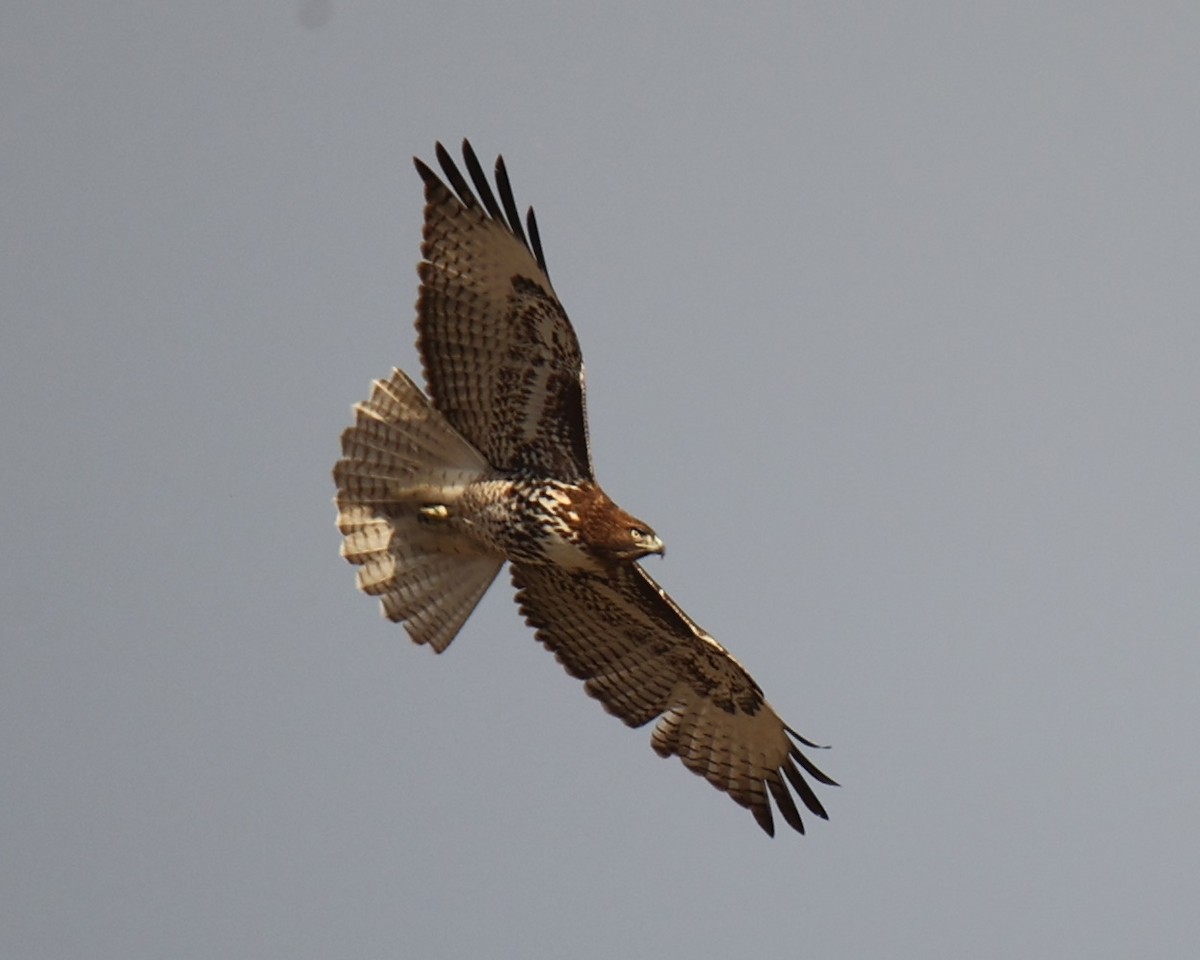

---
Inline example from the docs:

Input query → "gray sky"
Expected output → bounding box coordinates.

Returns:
[5,2,1199,957]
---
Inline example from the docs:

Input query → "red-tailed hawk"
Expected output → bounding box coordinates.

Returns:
[333,141,836,836]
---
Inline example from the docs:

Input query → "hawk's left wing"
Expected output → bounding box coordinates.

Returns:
[510,562,837,836]
[414,141,593,480]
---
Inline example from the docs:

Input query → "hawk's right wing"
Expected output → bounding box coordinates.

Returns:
[510,561,837,837]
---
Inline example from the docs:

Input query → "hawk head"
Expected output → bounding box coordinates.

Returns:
[556,483,665,564]
[597,512,666,562]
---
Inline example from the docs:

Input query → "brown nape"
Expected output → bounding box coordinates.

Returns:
[562,483,663,563]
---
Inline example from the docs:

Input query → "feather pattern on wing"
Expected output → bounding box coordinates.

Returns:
[511,562,838,837]
[414,141,592,480]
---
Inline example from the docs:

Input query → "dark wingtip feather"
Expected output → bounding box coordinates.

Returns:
[493,154,532,251]
[461,140,505,223]
[766,773,807,835]
[434,140,477,208]
[785,724,832,750]
[750,800,776,837]
[790,743,840,788]
[783,760,831,821]
[413,155,441,192]
[526,207,548,275]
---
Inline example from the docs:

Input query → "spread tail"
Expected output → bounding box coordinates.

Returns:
[333,368,503,652]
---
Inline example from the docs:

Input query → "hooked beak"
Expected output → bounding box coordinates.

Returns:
[643,534,665,558]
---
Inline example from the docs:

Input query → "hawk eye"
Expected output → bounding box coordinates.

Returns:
[629,527,646,540]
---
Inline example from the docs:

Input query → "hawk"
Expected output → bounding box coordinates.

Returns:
[333,141,836,836]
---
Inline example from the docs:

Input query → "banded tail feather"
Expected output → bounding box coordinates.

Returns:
[333,368,503,652]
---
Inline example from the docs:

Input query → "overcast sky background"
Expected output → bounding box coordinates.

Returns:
[5,3,1199,957]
